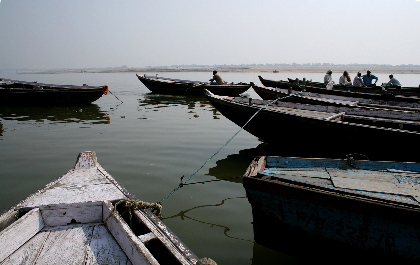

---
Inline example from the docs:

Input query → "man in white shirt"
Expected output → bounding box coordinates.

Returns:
[353,72,364,87]
[339,71,352,86]
[386,74,401,87]
[209,71,226,84]
[324,70,332,85]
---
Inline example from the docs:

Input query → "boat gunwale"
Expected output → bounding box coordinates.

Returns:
[243,156,420,221]
[206,90,420,135]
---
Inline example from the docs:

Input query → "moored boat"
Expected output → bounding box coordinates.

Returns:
[252,84,420,111]
[0,151,200,264]
[243,155,420,262]
[205,89,420,160]
[0,78,108,105]
[136,74,250,96]
[258,76,420,101]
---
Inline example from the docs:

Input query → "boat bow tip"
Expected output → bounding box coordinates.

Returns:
[74,151,99,170]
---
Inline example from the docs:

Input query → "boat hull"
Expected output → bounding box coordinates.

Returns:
[258,76,420,103]
[0,79,107,106]
[137,74,250,95]
[252,85,420,110]
[0,88,106,105]
[205,90,420,160]
[243,156,420,262]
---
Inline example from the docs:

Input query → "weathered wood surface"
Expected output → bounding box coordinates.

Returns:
[262,166,420,204]
[17,152,128,209]
[103,201,159,265]
[243,156,420,261]
[1,223,131,265]
[0,151,198,265]
[0,208,44,262]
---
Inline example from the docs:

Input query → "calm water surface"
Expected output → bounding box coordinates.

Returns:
[1,71,419,265]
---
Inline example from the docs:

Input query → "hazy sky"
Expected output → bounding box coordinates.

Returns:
[0,0,419,69]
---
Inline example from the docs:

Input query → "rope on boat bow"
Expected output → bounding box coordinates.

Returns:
[105,199,162,227]
[158,91,304,204]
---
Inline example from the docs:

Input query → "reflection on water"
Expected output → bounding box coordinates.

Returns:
[163,196,251,242]
[139,93,211,108]
[139,93,221,119]
[0,104,110,127]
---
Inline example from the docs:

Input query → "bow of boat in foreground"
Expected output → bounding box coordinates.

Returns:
[0,151,200,265]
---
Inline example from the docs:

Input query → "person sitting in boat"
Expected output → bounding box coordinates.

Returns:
[353,72,364,87]
[362,70,378,87]
[209,71,226,85]
[384,74,402,88]
[324,70,333,85]
[339,71,352,86]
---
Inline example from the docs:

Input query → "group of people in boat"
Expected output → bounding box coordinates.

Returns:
[324,70,402,88]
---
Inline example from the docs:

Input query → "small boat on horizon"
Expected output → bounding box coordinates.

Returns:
[0,78,108,106]
[0,151,200,264]
[136,74,250,96]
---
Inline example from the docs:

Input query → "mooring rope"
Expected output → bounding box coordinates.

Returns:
[159,91,304,204]
[104,199,163,228]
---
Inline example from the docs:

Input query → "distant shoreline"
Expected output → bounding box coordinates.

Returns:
[20,65,420,75]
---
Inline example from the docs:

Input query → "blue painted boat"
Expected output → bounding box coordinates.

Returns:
[243,156,420,262]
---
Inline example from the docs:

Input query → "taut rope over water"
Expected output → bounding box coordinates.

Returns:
[158,91,304,204]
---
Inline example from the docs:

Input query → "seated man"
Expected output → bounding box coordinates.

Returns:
[362,70,378,87]
[385,74,401,87]
[339,71,352,86]
[209,71,226,84]
[324,70,332,85]
[353,72,364,87]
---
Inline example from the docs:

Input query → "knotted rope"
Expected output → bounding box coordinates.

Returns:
[105,199,162,227]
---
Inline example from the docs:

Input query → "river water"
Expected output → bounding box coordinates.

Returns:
[0,71,419,265]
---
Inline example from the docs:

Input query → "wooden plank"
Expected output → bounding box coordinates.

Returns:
[269,168,331,179]
[0,209,18,232]
[103,201,159,265]
[18,168,127,208]
[0,208,44,262]
[331,176,420,201]
[38,201,103,227]
[83,224,133,265]
[327,168,399,183]
[1,224,132,265]
[132,208,198,264]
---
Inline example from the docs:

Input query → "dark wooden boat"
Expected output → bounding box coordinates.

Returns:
[258,76,420,100]
[0,151,201,264]
[252,84,420,111]
[137,74,250,95]
[0,78,108,106]
[243,155,420,262]
[205,89,420,159]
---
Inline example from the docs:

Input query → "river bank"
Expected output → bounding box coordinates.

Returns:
[20,65,420,75]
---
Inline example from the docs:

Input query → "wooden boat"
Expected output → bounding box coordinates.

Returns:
[204,89,420,160]
[0,78,108,105]
[0,151,200,264]
[136,74,250,96]
[243,155,420,262]
[258,76,420,101]
[252,84,420,111]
